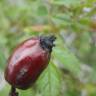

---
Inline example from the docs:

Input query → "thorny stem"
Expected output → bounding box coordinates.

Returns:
[9,86,18,96]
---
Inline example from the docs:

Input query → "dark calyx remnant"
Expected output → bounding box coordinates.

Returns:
[9,86,18,96]
[40,35,56,52]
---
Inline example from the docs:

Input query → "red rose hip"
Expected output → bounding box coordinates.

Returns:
[4,35,56,96]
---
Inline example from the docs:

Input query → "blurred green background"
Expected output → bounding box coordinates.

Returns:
[0,0,96,96]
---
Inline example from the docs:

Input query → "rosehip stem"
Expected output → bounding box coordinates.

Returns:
[9,86,18,96]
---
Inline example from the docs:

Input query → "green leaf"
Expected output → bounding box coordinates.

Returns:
[0,84,10,96]
[53,38,81,76]
[19,89,35,96]
[0,47,6,69]
[36,63,61,96]
[51,0,81,7]
[37,5,48,16]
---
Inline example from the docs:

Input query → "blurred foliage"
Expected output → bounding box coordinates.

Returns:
[0,0,96,96]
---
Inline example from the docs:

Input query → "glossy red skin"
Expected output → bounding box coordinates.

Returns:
[5,37,50,90]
